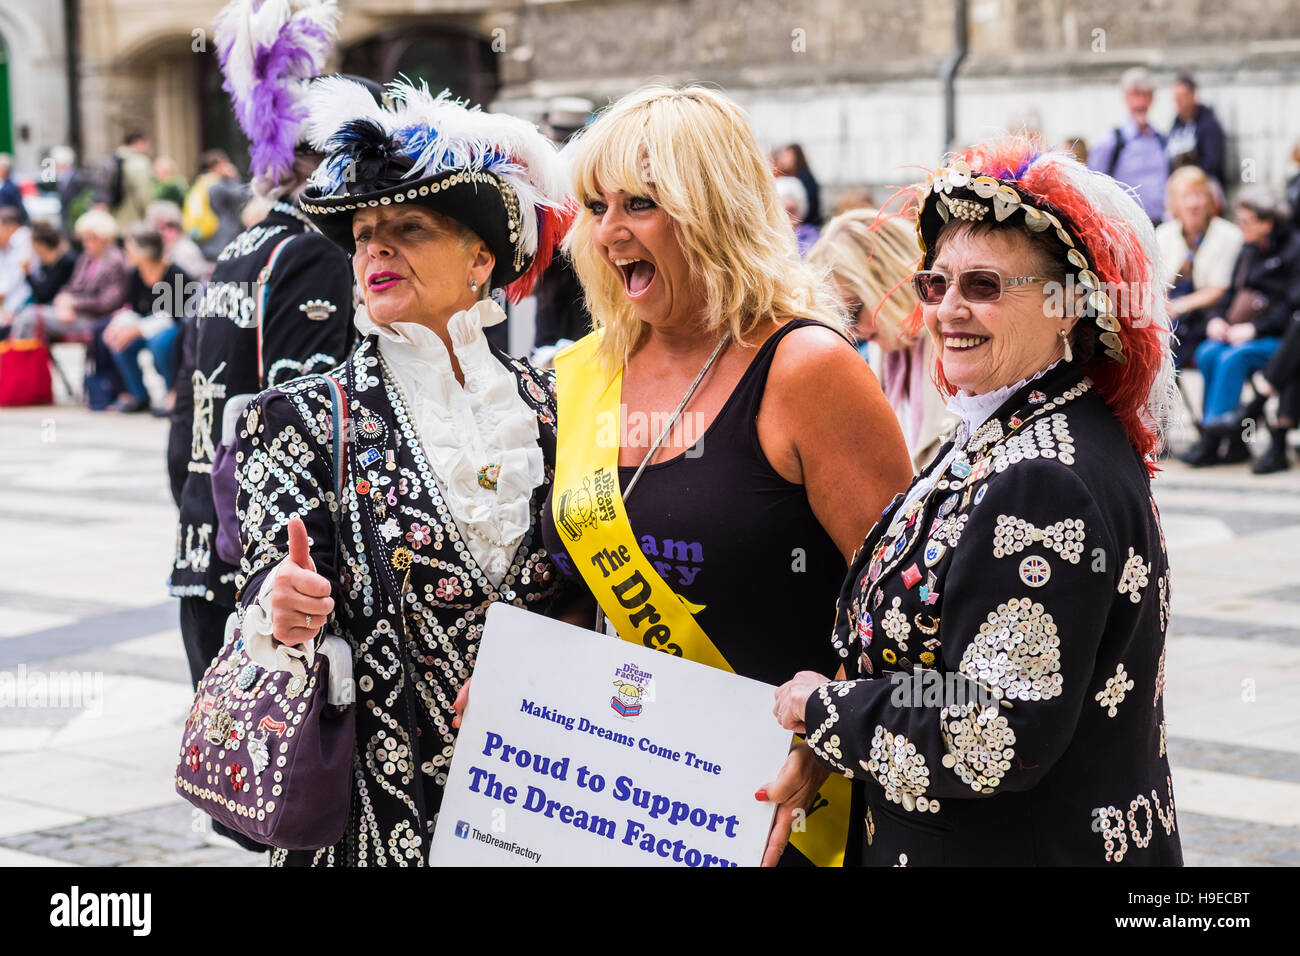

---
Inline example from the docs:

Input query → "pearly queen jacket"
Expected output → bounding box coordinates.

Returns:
[804,360,1182,866]
[233,334,570,866]
[169,204,354,606]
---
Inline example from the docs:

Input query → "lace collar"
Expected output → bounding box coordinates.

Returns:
[357,299,544,586]
[946,359,1064,442]
[896,360,1067,522]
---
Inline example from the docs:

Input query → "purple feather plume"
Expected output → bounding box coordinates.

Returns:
[214,0,341,186]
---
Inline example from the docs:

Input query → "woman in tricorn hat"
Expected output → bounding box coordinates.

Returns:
[231,78,578,866]
[771,136,1184,866]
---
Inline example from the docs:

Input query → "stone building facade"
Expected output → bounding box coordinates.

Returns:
[5,0,1300,199]
[490,0,1300,200]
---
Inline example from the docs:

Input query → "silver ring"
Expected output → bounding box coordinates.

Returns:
[305,614,313,628]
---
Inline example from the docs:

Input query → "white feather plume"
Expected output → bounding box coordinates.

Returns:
[305,76,568,259]
[303,74,391,150]
[1048,159,1179,441]
[384,80,567,257]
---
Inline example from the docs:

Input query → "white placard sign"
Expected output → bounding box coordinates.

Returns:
[428,603,791,867]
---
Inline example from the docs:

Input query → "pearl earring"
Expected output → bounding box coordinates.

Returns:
[469,279,478,292]
[1060,328,1073,363]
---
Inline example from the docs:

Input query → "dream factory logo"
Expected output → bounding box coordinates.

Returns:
[557,471,618,541]
[556,478,596,540]
[611,662,652,718]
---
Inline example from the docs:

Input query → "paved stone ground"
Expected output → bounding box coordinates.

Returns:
[0,400,1297,866]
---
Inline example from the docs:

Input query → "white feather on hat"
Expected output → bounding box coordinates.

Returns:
[305,77,570,262]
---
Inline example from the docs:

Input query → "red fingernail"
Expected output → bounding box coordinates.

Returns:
[754,788,768,802]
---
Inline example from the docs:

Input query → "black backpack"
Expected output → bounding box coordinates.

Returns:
[100,154,126,209]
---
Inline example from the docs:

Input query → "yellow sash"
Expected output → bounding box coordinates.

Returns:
[553,331,849,867]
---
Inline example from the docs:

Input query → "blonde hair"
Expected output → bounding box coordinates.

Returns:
[563,84,846,366]
[74,208,119,241]
[807,209,920,339]
[1165,165,1219,219]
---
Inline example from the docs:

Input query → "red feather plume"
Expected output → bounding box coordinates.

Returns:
[505,198,578,304]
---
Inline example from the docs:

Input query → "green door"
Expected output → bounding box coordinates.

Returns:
[0,34,12,156]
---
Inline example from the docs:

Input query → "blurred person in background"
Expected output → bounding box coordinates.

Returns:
[774,142,822,226]
[1060,137,1089,166]
[49,146,94,237]
[108,131,157,231]
[102,223,193,413]
[146,200,211,281]
[23,222,78,307]
[1089,67,1168,224]
[199,153,250,263]
[1166,72,1227,190]
[51,210,131,336]
[833,186,877,218]
[0,206,33,325]
[1181,188,1300,467]
[0,155,28,225]
[153,156,190,206]
[776,175,820,256]
[530,96,594,368]
[1286,139,1300,232]
[1244,319,1300,474]
[809,208,958,471]
[186,150,249,262]
[1157,165,1243,368]
[9,209,131,406]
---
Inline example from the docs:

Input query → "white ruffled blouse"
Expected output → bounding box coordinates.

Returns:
[361,298,544,585]
[895,360,1063,521]
[246,298,544,640]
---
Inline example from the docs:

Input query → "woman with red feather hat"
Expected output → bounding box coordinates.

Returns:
[767,136,1183,866]
[226,77,580,866]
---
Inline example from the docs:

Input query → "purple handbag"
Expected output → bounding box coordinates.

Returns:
[175,374,355,850]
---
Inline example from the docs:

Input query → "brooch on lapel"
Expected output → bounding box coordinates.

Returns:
[299,299,338,321]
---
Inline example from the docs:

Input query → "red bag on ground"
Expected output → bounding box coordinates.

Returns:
[0,333,55,407]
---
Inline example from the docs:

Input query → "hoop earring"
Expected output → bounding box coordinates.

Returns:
[1060,328,1073,363]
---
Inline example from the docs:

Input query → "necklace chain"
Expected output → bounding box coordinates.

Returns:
[623,331,730,498]
[594,331,730,638]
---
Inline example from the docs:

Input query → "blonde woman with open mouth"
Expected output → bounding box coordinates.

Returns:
[541,84,913,867]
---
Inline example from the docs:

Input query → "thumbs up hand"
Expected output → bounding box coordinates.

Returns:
[269,515,334,645]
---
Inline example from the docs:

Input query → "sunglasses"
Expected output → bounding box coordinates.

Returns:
[911,269,1053,305]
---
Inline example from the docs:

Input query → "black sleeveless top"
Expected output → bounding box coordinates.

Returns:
[542,319,846,686]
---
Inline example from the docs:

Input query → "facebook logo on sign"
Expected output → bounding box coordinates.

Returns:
[455,820,470,839]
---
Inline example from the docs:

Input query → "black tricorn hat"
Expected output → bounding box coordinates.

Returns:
[298,77,570,296]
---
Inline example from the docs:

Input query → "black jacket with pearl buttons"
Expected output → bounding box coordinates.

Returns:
[803,360,1182,866]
